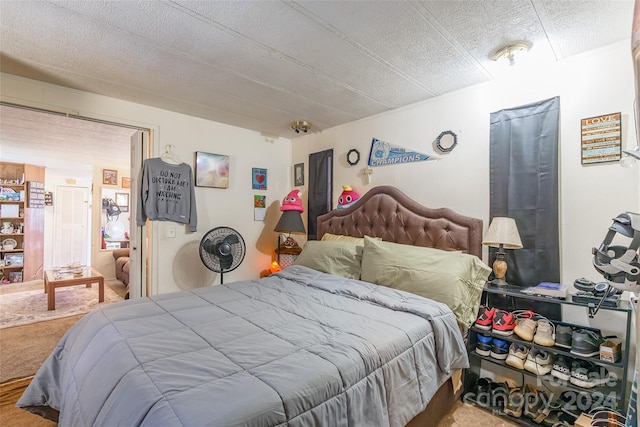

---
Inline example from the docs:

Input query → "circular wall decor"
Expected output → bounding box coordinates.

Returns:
[346,149,360,165]
[436,130,458,153]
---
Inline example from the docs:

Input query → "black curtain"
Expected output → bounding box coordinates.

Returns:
[490,96,560,287]
[307,149,333,240]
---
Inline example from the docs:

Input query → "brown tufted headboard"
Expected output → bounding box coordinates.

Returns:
[316,186,483,258]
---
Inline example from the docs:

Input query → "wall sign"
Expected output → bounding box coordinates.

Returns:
[581,112,621,164]
[27,181,45,208]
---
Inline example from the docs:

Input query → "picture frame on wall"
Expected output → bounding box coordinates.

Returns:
[115,192,129,212]
[252,168,267,190]
[580,112,622,164]
[195,152,230,188]
[294,163,304,186]
[103,169,118,185]
[121,177,131,189]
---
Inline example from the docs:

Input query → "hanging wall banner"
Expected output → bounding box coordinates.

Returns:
[367,138,438,167]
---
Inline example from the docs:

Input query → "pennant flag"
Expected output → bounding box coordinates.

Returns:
[367,138,438,167]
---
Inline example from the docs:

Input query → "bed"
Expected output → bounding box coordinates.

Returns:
[18,185,490,426]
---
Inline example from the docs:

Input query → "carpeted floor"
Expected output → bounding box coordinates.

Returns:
[0,279,126,329]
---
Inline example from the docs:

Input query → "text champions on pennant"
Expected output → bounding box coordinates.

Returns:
[367,138,437,167]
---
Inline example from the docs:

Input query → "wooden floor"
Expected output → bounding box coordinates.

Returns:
[0,377,55,426]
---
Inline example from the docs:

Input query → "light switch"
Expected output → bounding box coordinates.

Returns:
[168,226,176,238]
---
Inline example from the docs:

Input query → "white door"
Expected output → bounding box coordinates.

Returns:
[129,130,150,298]
[53,185,89,266]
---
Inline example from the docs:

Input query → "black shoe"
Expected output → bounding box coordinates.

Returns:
[551,355,572,382]
[472,377,492,407]
[490,381,509,411]
[555,324,573,349]
[570,360,610,388]
[490,338,509,360]
[571,329,605,357]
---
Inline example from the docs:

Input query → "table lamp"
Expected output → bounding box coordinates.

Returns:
[482,217,523,286]
[274,189,306,264]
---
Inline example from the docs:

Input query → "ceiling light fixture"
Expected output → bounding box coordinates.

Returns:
[493,43,531,66]
[291,120,312,134]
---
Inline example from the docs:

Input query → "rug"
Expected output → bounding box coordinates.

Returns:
[0,285,123,329]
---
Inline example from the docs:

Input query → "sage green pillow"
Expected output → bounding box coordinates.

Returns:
[361,236,491,330]
[321,233,382,244]
[293,240,363,279]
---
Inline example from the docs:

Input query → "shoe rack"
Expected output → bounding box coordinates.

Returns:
[464,284,633,426]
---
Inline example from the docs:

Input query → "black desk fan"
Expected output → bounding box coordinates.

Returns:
[199,226,246,284]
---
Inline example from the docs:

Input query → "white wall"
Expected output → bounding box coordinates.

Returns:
[1,73,293,294]
[291,40,640,380]
[293,40,640,285]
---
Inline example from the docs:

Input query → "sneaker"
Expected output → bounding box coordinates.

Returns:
[490,337,509,360]
[514,317,537,341]
[534,319,555,347]
[555,325,573,349]
[504,386,525,418]
[476,334,492,356]
[492,309,515,336]
[571,329,606,357]
[505,343,529,369]
[524,348,555,376]
[551,355,572,382]
[475,305,495,330]
[570,359,610,388]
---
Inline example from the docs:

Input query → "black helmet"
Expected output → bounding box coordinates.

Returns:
[592,212,640,293]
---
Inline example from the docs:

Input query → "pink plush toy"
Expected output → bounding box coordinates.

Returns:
[337,185,360,209]
[280,189,304,212]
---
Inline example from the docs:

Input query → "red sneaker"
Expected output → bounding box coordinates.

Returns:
[493,309,515,336]
[474,306,495,330]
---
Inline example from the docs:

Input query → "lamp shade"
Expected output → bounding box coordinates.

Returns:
[482,217,523,249]
[274,210,306,234]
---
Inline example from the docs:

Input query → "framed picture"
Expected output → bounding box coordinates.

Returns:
[9,271,22,283]
[195,152,229,188]
[103,169,118,185]
[294,163,304,186]
[121,177,131,189]
[580,112,621,164]
[115,192,129,212]
[252,168,267,190]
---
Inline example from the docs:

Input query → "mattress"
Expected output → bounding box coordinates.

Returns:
[18,265,469,426]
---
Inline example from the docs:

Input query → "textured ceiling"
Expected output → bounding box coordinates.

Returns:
[0,0,635,139]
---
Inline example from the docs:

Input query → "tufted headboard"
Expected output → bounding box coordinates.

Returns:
[316,186,483,258]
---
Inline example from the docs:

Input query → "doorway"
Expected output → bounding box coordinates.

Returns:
[0,103,148,312]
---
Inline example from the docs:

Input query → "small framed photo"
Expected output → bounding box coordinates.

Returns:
[9,271,22,283]
[294,163,304,186]
[195,152,230,188]
[103,169,118,185]
[121,177,131,189]
[115,192,129,212]
[252,168,267,190]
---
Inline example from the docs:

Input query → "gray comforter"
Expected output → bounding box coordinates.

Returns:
[18,265,469,427]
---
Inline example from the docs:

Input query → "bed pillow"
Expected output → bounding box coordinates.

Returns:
[321,233,382,244]
[360,236,491,330]
[293,240,363,279]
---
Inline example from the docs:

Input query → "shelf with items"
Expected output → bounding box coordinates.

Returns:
[464,284,632,424]
[0,162,45,283]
